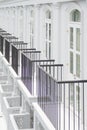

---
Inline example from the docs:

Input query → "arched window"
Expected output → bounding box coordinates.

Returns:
[69,9,81,78]
[31,10,34,18]
[69,9,81,106]
[70,9,81,22]
[45,10,51,59]
[46,10,51,19]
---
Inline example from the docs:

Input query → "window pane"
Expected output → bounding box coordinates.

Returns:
[70,27,73,49]
[49,42,51,59]
[70,9,81,22]
[49,24,51,41]
[46,23,48,39]
[76,28,80,51]
[20,9,23,16]
[76,54,80,77]
[46,41,47,58]
[31,10,34,17]
[70,52,73,74]
[46,10,51,19]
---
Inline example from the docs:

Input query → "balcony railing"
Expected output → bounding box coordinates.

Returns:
[0,28,87,130]
[37,65,87,130]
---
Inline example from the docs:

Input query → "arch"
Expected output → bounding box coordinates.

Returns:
[46,10,51,19]
[70,9,81,22]
[30,10,34,17]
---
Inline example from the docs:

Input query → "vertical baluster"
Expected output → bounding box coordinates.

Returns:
[39,52,40,60]
[58,83,59,130]
[53,66,55,78]
[59,83,61,130]
[78,82,80,130]
[68,83,70,130]
[73,83,75,130]
[64,83,65,130]
[39,67,41,107]
[57,66,59,81]
[61,66,62,81]
[83,83,85,130]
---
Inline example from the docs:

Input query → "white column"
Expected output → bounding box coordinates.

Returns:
[34,5,40,49]
[11,7,16,35]
[17,6,23,40]
[23,6,27,42]
[51,3,61,63]
[5,8,9,31]
[9,8,14,34]
[25,6,31,47]
[39,5,46,58]
[14,7,19,38]
[82,10,87,128]
[2,8,7,29]
[8,8,12,33]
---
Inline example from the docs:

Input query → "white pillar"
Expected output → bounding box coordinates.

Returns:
[9,8,14,34]
[23,6,27,42]
[17,6,23,40]
[51,3,61,63]
[82,10,87,128]
[25,6,31,47]
[34,5,40,49]
[39,6,46,58]
[14,7,19,37]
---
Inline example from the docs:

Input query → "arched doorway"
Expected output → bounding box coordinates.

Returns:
[45,10,52,59]
[69,9,81,79]
[69,9,81,109]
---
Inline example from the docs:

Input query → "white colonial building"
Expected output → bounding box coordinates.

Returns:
[0,0,87,130]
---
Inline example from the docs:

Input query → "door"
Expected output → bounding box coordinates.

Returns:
[69,24,81,109]
[45,21,51,59]
[69,25,80,79]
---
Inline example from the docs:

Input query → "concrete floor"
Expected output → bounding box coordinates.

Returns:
[0,105,7,130]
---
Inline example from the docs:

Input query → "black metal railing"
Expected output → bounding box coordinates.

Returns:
[5,40,10,62]
[37,66,87,130]
[0,35,4,54]
[12,45,19,74]
[12,43,37,75]
[1,29,86,130]
[37,65,59,130]
[40,64,63,81]
[21,52,56,94]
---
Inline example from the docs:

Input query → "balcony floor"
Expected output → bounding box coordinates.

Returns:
[0,104,7,130]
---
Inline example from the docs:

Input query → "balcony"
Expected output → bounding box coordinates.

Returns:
[0,28,87,130]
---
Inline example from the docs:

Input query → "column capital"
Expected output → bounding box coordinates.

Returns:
[51,3,61,9]
[34,4,41,10]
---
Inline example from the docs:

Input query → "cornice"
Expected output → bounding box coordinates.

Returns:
[0,0,76,8]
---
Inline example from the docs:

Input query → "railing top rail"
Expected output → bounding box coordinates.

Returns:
[1,32,11,36]
[9,41,24,43]
[12,44,29,50]
[0,28,3,30]
[5,36,18,39]
[22,52,55,62]
[0,30,6,32]
[37,65,58,82]
[32,59,55,62]
[18,48,36,51]
[13,42,28,45]
[23,50,41,53]
[40,64,63,67]
[57,79,87,84]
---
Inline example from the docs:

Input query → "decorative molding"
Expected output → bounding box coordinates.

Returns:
[0,0,76,8]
